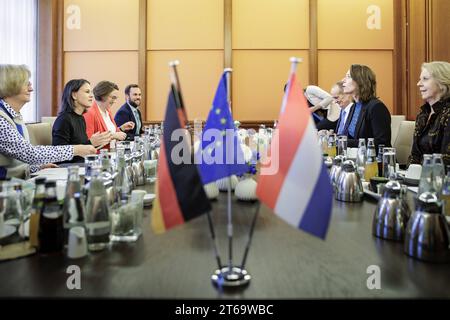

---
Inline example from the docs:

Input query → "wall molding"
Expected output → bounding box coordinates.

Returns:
[309,0,318,85]
[37,0,64,119]
[139,0,148,120]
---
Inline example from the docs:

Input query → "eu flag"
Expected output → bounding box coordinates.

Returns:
[196,71,249,184]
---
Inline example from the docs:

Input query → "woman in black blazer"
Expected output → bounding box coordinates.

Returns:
[341,64,391,150]
[409,61,450,166]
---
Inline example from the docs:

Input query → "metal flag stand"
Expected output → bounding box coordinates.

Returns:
[211,58,303,289]
[169,60,224,277]
[211,69,251,289]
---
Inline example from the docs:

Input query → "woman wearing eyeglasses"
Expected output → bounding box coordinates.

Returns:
[83,80,135,149]
[0,64,96,178]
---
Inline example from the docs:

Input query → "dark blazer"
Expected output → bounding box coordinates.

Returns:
[409,97,450,166]
[114,102,144,141]
[334,104,354,136]
[346,98,391,150]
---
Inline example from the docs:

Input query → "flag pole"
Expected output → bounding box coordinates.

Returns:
[168,60,223,278]
[236,60,304,275]
[211,68,251,289]
[225,68,234,274]
[280,57,303,115]
[169,60,188,126]
[239,201,261,270]
[205,212,223,272]
[238,60,303,270]
[169,60,193,151]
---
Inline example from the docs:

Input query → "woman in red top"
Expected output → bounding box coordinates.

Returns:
[83,81,134,149]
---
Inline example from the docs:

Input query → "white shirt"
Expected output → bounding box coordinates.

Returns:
[305,85,332,108]
[99,108,116,134]
[304,85,340,121]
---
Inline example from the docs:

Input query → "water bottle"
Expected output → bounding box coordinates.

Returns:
[377,144,385,177]
[84,154,99,184]
[327,133,336,157]
[85,167,111,251]
[337,135,348,158]
[115,147,133,201]
[3,182,23,227]
[364,138,378,181]
[29,177,46,247]
[38,181,64,254]
[99,149,113,174]
[356,138,366,178]
[62,166,85,243]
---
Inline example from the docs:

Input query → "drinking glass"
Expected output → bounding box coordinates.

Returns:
[432,153,445,195]
[337,135,348,157]
[382,147,397,179]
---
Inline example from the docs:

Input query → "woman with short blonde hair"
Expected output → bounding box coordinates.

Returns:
[0,64,31,98]
[409,61,450,166]
[0,64,96,178]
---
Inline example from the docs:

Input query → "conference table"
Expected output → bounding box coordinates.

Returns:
[0,181,449,299]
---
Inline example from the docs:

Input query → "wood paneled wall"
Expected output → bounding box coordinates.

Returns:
[430,0,450,62]
[404,0,450,120]
[37,0,449,124]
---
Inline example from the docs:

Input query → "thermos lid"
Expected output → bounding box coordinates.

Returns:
[342,160,356,172]
[383,180,401,197]
[333,155,345,166]
[416,192,442,214]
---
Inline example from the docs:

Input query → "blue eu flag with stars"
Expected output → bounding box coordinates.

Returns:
[196,71,249,184]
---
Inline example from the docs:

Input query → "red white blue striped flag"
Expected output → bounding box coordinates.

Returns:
[256,69,333,239]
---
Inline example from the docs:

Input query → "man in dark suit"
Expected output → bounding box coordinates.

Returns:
[114,84,144,141]
[330,81,354,135]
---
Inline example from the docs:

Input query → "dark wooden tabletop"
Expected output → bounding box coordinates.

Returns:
[1,187,449,299]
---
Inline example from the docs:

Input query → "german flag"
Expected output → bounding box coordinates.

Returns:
[151,85,211,234]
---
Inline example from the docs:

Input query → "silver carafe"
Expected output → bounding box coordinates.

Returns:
[335,160,363,202]
[372,180,411,241]
[404,192,450,263]
[329,155,345,187]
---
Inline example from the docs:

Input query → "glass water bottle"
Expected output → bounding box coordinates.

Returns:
[85,167,111,251]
